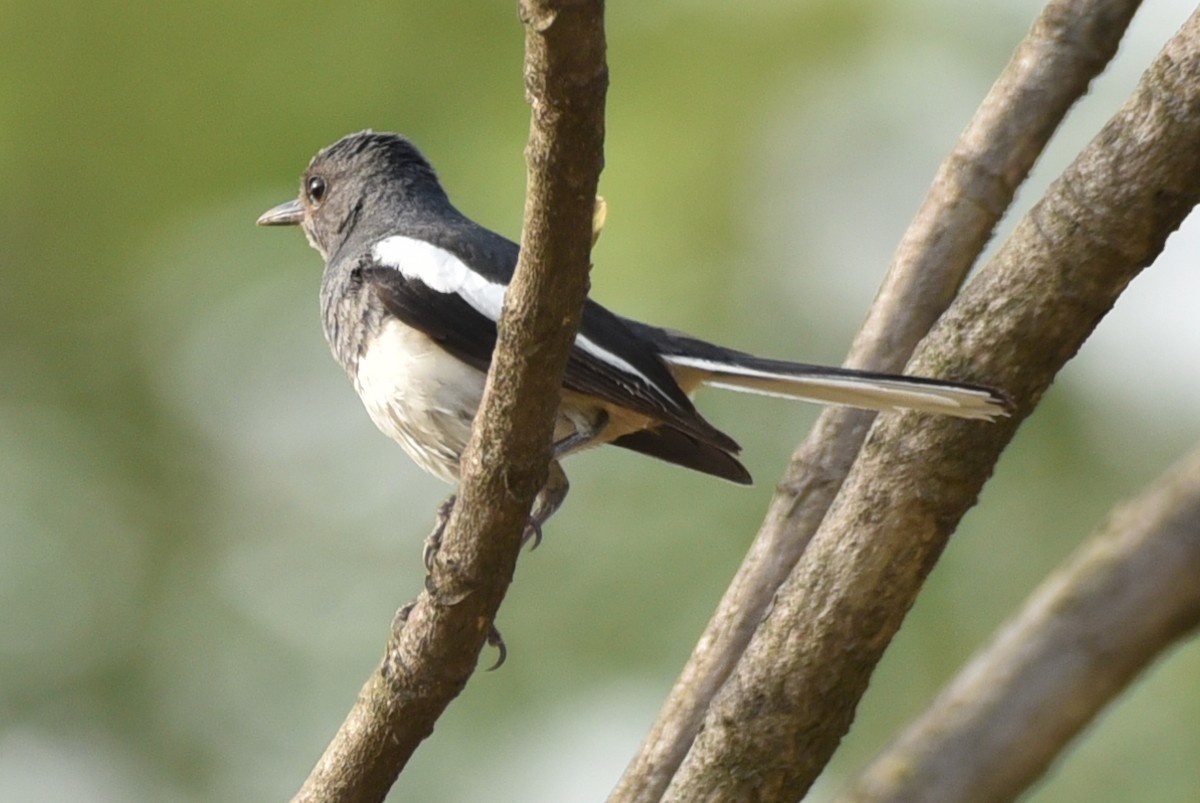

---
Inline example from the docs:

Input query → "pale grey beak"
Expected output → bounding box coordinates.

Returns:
[257,198,304,226]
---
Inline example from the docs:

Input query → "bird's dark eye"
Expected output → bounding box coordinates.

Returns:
[306,175,328,206]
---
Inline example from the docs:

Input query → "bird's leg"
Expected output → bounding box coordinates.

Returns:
[522,409,607,547]
[525,460,569,549]
[414,409,609,666]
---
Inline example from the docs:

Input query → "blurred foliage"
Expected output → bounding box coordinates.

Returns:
[2,1,1199,801]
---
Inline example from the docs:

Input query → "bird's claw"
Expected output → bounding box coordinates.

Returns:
[486,624,507,671]
[522,519,544,551]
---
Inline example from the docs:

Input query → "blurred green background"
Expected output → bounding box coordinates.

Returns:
[4,1,1200,800]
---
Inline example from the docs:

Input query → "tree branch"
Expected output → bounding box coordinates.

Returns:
[662,7,1200,801]
[291,3,607,801]
[611,1,1142,799]
[840,441,1200,803]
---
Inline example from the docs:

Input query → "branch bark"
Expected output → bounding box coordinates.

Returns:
[841,442,1200,803]
[291,3,607,801]
[611,1,1142,799]
[662,7,1200,801]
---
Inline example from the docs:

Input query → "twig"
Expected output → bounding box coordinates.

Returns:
[291,3,607,801]
[661,6,1200,800]
[840,442,1200,803]
[609,1,1142,800]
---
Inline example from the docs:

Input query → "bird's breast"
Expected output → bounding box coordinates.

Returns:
[353,318,486,483]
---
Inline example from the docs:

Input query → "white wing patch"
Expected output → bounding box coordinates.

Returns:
[371,234,665,396]
[373,235,505,320]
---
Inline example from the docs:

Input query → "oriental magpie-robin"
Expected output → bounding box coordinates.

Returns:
[258,130,1007,537]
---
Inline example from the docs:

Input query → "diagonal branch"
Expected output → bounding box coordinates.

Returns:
[610,1,1143,799]
[291,3,607,801]
[662,7,1200,800]
[841,441,1200,803]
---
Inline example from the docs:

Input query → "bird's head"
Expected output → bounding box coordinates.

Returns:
[257,130,451,260]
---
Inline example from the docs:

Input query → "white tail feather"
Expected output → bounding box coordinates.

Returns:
[664,355,1007,421]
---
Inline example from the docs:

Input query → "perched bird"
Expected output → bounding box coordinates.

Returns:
[258,130,1007,538]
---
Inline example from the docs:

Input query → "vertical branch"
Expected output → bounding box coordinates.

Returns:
[610,1,1143,800]
[291,3,607,801]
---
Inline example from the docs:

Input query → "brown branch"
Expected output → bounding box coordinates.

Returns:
[662,7,1200,801]
[291,3,607,801]
[840,442,1200,803]
[610,1,1142,800]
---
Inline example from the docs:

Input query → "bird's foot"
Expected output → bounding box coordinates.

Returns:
[522,461,569,552]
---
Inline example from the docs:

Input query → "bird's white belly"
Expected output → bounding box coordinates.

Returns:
[353,318,486,483]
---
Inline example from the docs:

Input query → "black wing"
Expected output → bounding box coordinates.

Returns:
[357,259,738,452]
[359,264,496,372]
